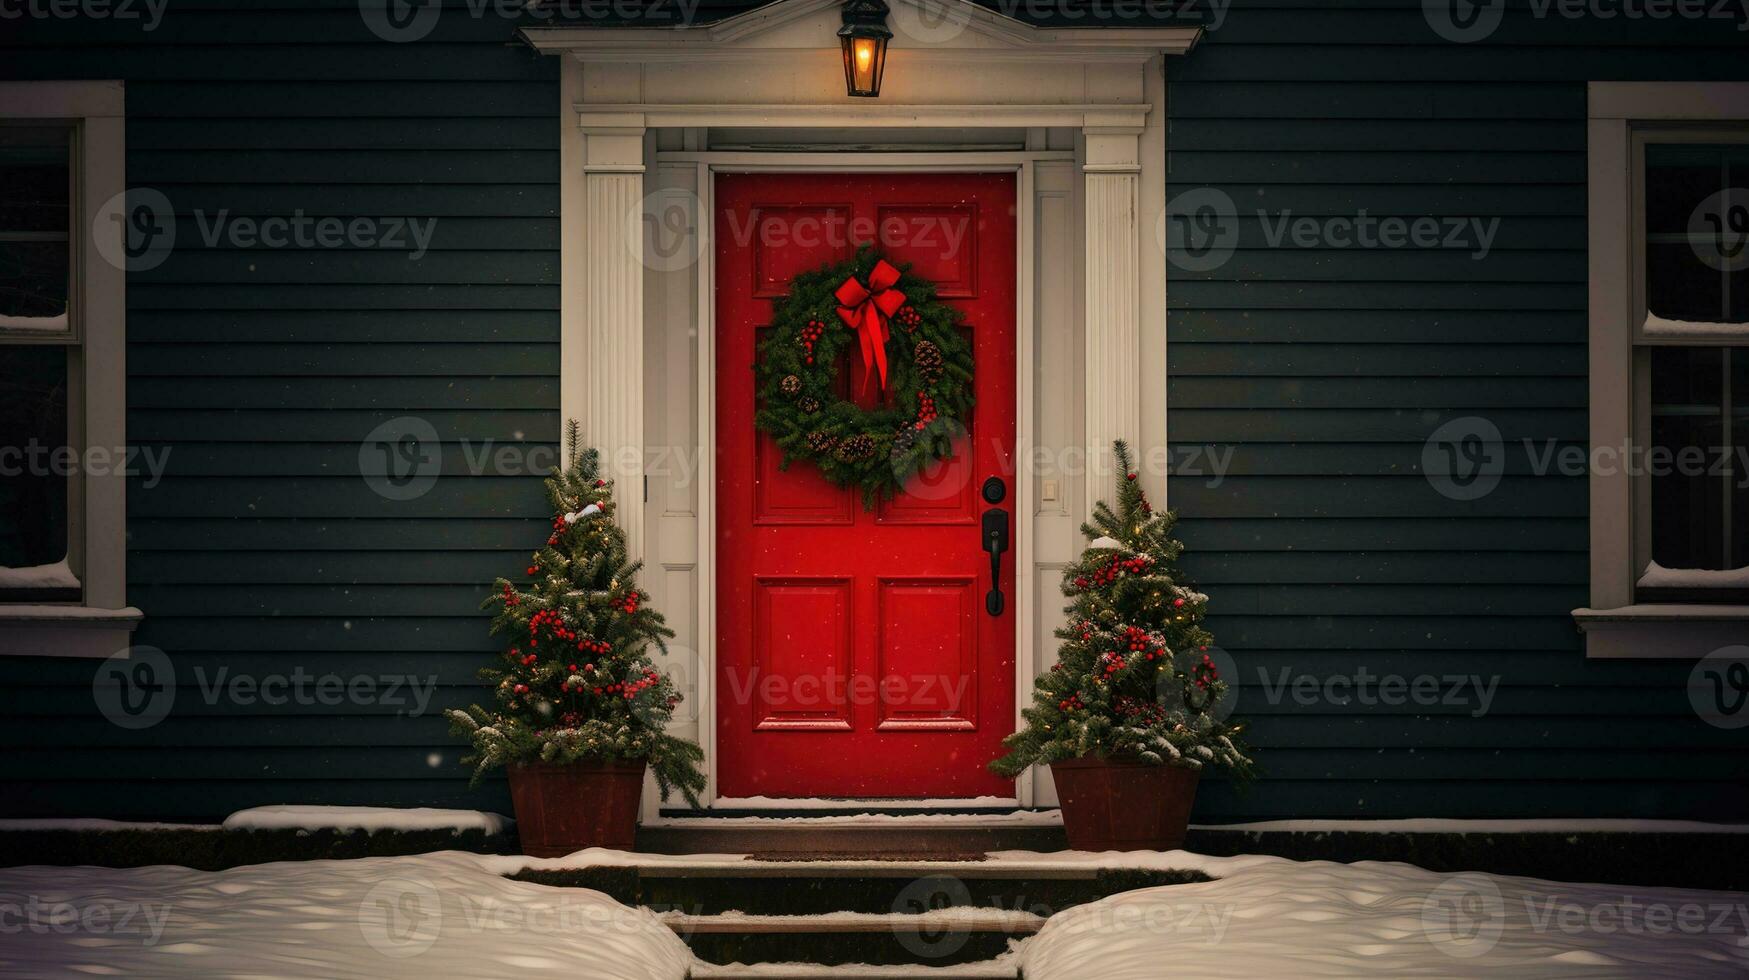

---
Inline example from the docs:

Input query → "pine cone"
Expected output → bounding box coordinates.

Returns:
[798,395,821,415]
[914,340,944,383]
[780,374,802,396]
[836,434,876,462]
[890,428,916,457]
[805,430,838,454]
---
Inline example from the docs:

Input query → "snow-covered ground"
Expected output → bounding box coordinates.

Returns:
[0,845,1743,978]
[0,851,690,980]
[1022,856,1749,979]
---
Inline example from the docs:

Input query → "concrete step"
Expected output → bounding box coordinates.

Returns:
[637,812,1067,858]
[664,908,1038,968]
[688,961,1017,979]
[508,861,1208,916]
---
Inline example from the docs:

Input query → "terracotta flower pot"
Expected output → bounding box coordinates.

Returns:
[1049,756,1201,851]
[506,760,646,857]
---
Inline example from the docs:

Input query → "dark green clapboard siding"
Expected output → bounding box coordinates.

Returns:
[1165,0,1749,818]
[4,1,563,819]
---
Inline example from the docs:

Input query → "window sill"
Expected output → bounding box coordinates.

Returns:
[1572,604,1749,659]
[0,605,143,658]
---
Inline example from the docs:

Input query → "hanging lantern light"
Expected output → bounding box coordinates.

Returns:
[838,0,892,98]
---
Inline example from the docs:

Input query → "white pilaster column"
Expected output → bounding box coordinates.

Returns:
[570,113,648,561]
[1082,116,1146,511]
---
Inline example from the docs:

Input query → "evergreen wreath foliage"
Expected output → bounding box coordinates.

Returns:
[753,245,974,507]
[447,421,706,806]
[992,441,1254,779]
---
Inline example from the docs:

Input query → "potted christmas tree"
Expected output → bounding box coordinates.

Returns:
[448,422,704,856]
[992,440,1252,851]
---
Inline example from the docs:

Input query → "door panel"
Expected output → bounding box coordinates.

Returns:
[716,172,1017,799]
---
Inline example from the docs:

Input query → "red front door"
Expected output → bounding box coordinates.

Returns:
[715,173,1017,799]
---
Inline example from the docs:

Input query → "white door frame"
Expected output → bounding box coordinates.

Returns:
[527,0,1189,813]
[687,153,1043,810]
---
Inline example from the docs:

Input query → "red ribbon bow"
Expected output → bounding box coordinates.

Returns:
[834,259,906,395]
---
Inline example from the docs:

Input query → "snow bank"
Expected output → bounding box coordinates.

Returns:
[1195,817,1749,835]
[1022,856,1749,979]
[0,851,691,980]
[222,804,510,835]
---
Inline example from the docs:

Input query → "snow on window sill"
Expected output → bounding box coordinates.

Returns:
[1643,312,1749,337]
[0,604,143,658]
[0,311,70,333]
[0,558,81,591]
[1636,560,1749,590]
[1572,603,1749,659]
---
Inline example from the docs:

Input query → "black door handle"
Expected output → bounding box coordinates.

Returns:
[982,507,1010,616]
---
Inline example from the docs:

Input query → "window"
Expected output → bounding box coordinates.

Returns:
[1636,140,1749,603]
[0,82,135,657]
[1580,83,1749,660]
[0,125,79,603]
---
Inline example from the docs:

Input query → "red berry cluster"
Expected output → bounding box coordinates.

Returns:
[913,391,938,430]
[800,319,826,364]
[547,513,569,546]
[501,584,520,608]
[595,669,661,701]
[1099,649,1126,678]
[1057,693,1085,712]
[1191,653,1219,690]
[621,590,640,614]
[528,608,571,646]
[577,637,610,654]
[1115,695,1167,724]
[1121,625,1168,663]
[895,306,922,332]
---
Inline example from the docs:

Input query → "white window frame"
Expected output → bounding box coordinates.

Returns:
[0,81,138,658]
[1576,82,1749,659]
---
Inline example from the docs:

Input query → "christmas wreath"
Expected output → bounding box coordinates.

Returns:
[754,246,974,506]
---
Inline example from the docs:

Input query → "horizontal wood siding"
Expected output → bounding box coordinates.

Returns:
[4,0,564,819]
[1167,1,1749,818]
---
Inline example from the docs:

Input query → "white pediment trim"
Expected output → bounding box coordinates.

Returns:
[521,0,1201,60]
[574,103,1149,129]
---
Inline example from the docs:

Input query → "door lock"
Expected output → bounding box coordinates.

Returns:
[982,506,1010,616]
